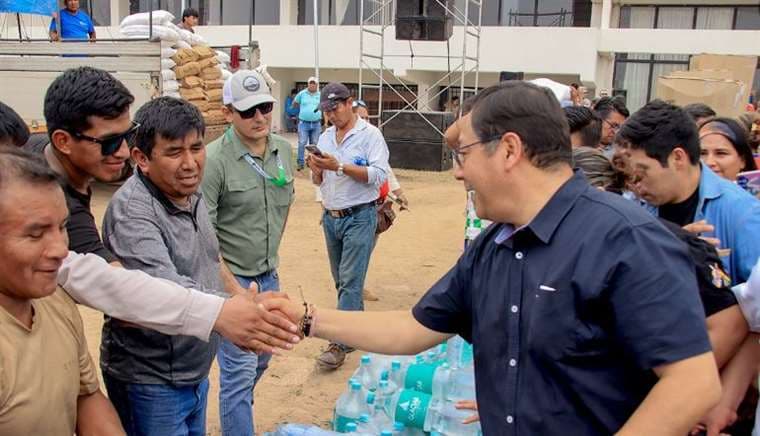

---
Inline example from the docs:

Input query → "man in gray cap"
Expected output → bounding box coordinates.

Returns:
[201,69,295,434]
[307,82,390,369]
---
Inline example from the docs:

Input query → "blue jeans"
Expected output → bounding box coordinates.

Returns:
[104,374,209,436]
[217,270,280,436]
[297,120,321,166]
[322,205,377,316]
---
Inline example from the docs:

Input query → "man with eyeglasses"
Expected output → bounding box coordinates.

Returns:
[593,96,629,156]
[202,69,295,435]
[307,82,389,369]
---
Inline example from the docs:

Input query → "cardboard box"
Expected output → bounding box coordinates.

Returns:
[667,69,735,81]
[655,76,746,118]
[689,54,757,106]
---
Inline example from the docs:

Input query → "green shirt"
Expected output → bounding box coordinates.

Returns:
[202,128,295,277]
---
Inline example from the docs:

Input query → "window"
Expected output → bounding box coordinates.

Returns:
[129,1,279,25]
[80,0,110,26]
[498,0,586,27]
[620,5,760,30]
[613,53,690,111]
[298,0,390,25]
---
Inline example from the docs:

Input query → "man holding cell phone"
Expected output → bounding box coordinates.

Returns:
[307,82,390,369]
[202,69,295,435]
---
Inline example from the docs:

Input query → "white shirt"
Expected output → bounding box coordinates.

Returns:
[317,117,390,210]
[58,251,223,341]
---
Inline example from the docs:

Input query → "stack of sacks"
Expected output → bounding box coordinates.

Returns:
[173,49,206,111]
[190,45,226,125]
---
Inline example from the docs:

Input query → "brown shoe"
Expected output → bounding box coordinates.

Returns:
[317,343,347,370]
[363,288,379,301]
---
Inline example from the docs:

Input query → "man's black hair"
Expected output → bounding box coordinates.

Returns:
[132,97,205,158]
[44,67,134,142]
[616,99,700,167]
[0,101,30,147]
[683,103,717,122]
[471,81,572,169]
[564,106,601,148]
[182,8,199,19]
[593,95,630,120]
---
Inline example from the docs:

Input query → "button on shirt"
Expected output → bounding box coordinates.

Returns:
[202,130,295,277]
[412,172,712,436]
[50,9,94,39]
[317,117,389,210]
[294,89,322,122]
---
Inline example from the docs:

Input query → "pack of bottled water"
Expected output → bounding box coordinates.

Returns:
[331,336,482,435]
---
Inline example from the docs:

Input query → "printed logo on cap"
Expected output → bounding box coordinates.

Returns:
[242,76,260,92]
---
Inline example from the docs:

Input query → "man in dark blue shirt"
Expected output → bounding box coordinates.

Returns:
[268,81,721,435]
[49,0,95,41]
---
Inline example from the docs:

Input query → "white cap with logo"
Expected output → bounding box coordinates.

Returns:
[222,70,276,111]
[308,76,318,84]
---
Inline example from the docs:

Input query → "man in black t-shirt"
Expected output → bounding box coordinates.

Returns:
[42,67,136,263]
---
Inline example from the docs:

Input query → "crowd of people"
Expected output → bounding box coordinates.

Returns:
[1,61,760,436]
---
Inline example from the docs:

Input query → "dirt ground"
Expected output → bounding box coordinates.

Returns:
[81,141,467,434]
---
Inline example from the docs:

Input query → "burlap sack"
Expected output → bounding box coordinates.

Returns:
[180,76,203,88]
[205,88,223,102]
[192,45,216,60]
[188,99,209,113]
[174,61,200,79]
[179,86,205,101]
[204,109,226,125]
[201,66,222,80]
[198,56,219,70]
[203,79,225,90]
[206,101,223,111]
[170,47,199,65]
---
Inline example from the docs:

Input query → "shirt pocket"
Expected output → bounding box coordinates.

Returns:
[271,179,295,207]
[225,178,263,210]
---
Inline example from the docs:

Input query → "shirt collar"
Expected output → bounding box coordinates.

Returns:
[698,163,724,201]
[331,116,369,145]
[495,170,588,245]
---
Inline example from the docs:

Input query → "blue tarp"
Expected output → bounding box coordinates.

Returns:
[0,0,57,16]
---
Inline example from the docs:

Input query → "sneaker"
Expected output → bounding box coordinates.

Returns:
[317,343,347,370]
[363,288,379,301]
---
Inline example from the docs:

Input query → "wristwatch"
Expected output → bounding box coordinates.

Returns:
[337,162,344,176]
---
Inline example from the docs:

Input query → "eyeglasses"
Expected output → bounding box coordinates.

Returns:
[604,119,621,131]
[236,102,274,119]
[450,135,501,166]
[67,121,140,156]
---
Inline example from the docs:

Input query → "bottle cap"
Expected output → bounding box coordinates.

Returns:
[361,355,371,364]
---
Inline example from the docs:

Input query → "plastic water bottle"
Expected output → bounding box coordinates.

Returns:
[345,422,357,433]
[389,360,404,390]
[446,336,473,369]
[334,381,367,432]
[352,355,377,392]
[265,423,340,435]
[385,389,434,431]
[367,391,393,432]
[355,414,376,435]
[446,366,476,403]
[393,361,450,396]
[380,431,393,436]
[430,402,482,436]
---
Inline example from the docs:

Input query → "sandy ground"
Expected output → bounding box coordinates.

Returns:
[81,135,466,434]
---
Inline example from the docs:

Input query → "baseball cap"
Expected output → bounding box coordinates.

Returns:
[318,82,351,112]
[223,70,276,111]
[308,76,318,84]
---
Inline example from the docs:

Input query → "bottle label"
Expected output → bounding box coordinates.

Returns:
[393,389,432,429]
[334,414,356,432]
[404,363,437,393]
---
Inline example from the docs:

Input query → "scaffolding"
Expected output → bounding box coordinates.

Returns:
[358,0,483,137]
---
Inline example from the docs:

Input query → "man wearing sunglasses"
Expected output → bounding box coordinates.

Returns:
[202,69,295,435]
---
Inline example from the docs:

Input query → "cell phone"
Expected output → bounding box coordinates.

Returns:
[305,145,324,157]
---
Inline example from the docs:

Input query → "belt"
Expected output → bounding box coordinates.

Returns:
[325,201,375,218]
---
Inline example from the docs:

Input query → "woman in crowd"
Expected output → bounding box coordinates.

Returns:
[698,117,757,181]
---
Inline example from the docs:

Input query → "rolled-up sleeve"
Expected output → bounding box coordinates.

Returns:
[365,129,389,188]
[58,251,223,341]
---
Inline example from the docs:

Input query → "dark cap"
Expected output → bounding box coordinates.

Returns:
[318,82,351,112]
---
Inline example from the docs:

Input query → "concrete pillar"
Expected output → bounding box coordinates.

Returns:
[280,0,298,25]
[112,0,129,27]
[600,0,612,29]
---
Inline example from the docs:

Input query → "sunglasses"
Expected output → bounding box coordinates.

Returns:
[352,100,368,109]
[236,102,274,119]
[67,121,140,156]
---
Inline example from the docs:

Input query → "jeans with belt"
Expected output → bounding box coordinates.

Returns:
[217,269,280,436]
[104,376,209,436]
[297,120,321,166]
[322,205,377,317]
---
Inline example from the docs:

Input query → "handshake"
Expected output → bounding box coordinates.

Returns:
[213,284,309,354]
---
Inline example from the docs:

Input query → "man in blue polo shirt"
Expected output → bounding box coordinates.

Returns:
[292,77,322,170]
[618,100,760,285]
[268,81,722,435]
[50,0,95,42]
